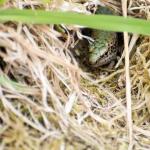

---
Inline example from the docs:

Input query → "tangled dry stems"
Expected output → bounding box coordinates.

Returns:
[0,0,150,149]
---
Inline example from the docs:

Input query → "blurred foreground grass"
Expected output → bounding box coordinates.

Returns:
[0,8,150,35]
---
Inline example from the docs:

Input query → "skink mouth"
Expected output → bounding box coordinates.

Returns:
[92,52,117,68]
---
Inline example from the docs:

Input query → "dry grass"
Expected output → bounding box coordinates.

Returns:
[0,0,150,150]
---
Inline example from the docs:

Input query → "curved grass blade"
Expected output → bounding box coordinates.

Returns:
[0,9,150,35]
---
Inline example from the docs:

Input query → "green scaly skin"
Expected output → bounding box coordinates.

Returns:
[89,6,118,67]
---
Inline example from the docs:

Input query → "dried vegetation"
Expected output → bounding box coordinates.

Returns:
[0,0,150,150]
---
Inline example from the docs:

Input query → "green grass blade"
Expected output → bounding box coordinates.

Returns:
[0,75,36,94]
[0,9,150,35]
